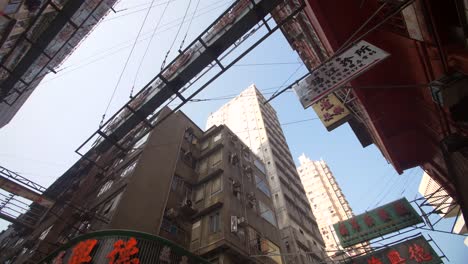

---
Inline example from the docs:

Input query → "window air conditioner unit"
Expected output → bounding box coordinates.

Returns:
[232,181,241,195]
[230,135,238,143]
[244,166,253,174]
[166,208,178,219]
[230,154,239,165]
[182,198,193,208]
[237,216,247,226]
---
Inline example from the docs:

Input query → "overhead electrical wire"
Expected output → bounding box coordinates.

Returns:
[270,63,304,98]
[43,0,232,84]
[100,0,161,127]
[160,0,192,70]
[178,0,202,51]
[103,0,178,22]
[113,0,169,13]
[130,0,172,98]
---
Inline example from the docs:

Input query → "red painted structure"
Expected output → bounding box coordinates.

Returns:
[284,0,468,223]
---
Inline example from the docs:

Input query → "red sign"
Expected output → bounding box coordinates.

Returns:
[346,236,441,264]
[107,237,140,264]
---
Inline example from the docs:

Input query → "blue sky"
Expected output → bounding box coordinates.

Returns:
[0,0,466,262]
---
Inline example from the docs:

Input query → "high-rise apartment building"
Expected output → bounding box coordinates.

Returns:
[297,154,366,259]
[0,0,118,128]
[419,172,466,235]
[0,108,282,264]
[207,85,327,264]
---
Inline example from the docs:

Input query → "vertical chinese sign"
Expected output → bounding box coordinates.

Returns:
[333,198,423,248]
[293,40,390,108]
[345,236,442,264]
[312,93,351,131]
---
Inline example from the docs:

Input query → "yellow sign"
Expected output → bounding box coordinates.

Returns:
[312,93,351,131]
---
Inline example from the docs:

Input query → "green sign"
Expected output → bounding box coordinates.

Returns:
[333,198,423,248]
[343,236,442,264]
[40,230,210,264]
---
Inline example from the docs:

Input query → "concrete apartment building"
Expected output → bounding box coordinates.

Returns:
[207,85,327,264]
[0,0,118,128]
[297,155,366,259]
[0,107,282,264]
[419,172,467,235]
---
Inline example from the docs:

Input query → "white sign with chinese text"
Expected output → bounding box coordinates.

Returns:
[293,40,390,108]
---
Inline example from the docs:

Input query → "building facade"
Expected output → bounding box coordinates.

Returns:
[207,85,327,264]
[0,0,119,128]
[297,154,367,259]
[0,108,282,264]
[274,0,468,227]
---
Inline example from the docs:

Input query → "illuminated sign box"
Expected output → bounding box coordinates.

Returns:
[40,230,210,264]
[333,198,423,248]
[293,40,390,108]
[344,236,442,264]
[311,93,351,131]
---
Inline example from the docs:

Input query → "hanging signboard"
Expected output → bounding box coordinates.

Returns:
[293,40,390,108]
[344,236,442,264]
[0,176,54,208]
[40,230,210,264]
[333,198,422,248]
[312,93,351,131]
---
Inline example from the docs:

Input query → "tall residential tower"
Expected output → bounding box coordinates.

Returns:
[207,85,327,264]
[297,154,366,259]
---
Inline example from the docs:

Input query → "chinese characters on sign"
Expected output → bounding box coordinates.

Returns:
[0,176,54,207]
[346,236,441,264]
[68,239,97,264]
[311,93,351,131]
[333,198,423,248]
[293,40,390,108]
[107,237,140,264]
[42,231,209,264]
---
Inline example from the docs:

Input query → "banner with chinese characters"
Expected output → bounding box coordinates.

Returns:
[40,230,210,264]
[312,93,351,131]
[0,176,54,208]
[333,198,423,248]
[293,40,390,108]
[344,236,442,264]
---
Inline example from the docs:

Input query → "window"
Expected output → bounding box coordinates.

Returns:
[4,0,22,14]
[258,200,277,226]
[198,159,208,174]
[39,225,53,240]
[184,128,197,144]
[101,193,123,217]
[132,133,149,151]
[254,159,266,174]
[195,186,204,202]
[211,176,222,195]
[242,150,250,160]
[201,140,210,151]
[171,175,183,191]
[192,220,201,230]
[120,161,137,178]
[211,150,222,167]
[213,133,222,142]
[97,180,113,197]
[191,220,201,245]
[255,175,271,197]
[209,212,220,233]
